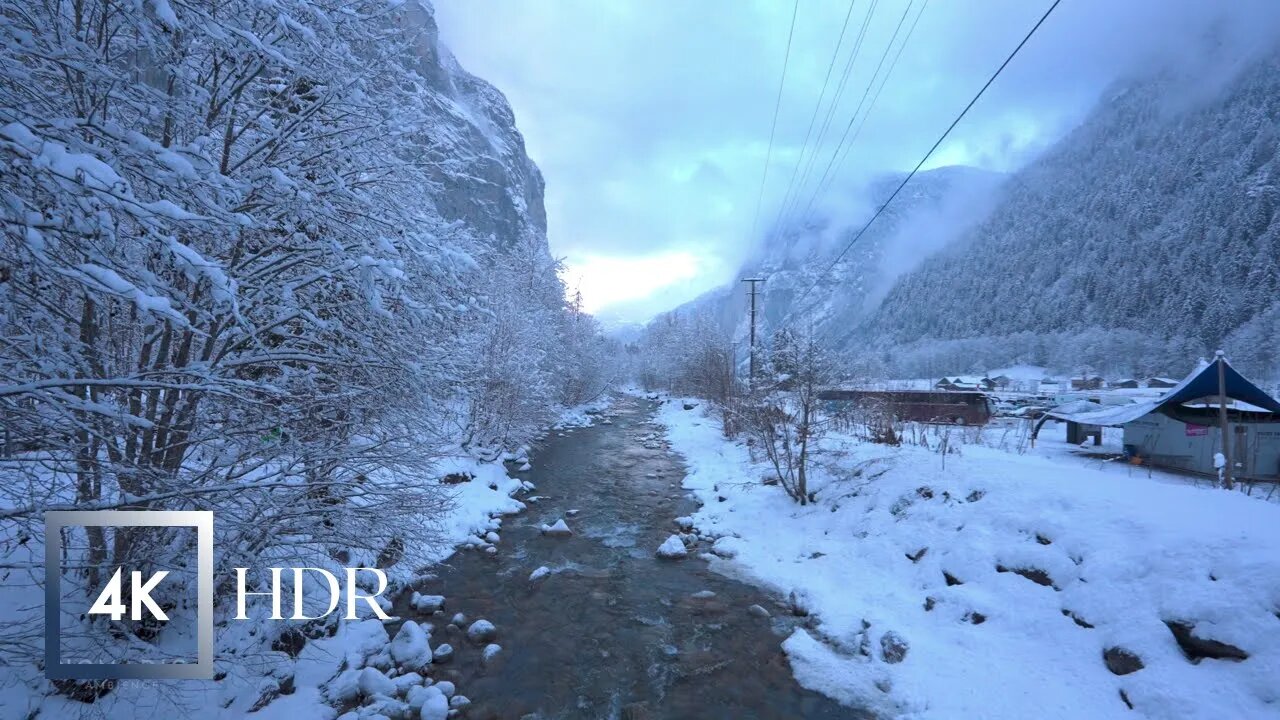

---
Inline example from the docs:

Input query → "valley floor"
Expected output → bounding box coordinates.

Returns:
[656,397,1280,720]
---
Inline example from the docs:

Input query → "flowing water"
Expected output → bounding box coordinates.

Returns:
[403,395,866,719]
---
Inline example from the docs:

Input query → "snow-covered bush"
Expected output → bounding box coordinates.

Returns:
[730,329,833,505]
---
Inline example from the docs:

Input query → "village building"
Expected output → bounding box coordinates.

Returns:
[1070,374,1104,390]
[1034,357,1280,481]
[934,375,995,391]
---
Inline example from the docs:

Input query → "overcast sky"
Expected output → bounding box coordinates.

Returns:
[433,0,1280,324]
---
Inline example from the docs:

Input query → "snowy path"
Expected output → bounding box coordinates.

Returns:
[400,395,863,719]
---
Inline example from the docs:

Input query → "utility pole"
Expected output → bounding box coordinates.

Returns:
[742,277,765,388]
[1215,350,1234,490]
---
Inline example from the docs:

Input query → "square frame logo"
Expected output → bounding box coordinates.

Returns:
[45,510,214,680]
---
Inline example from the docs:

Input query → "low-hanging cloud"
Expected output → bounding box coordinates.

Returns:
[433,0,1280,321]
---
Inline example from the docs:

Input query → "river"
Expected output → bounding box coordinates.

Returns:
[401,395,865,719]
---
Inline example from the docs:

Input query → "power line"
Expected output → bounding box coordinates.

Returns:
[749,0,801,242]
[796,0,916,228]
[784,0,1062,324]
[797,0,929,228]
[774,0,880,234]
[766,0,859,240]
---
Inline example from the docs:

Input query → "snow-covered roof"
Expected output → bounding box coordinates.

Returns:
[940,375,991,385]
[1044,358,1280,427]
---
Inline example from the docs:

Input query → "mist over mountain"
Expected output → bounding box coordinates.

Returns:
[658,38,1280,384]
[666,165,1006,349]
[858,42,1280,380]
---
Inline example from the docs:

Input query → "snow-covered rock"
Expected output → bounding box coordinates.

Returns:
[655,534,687,559]
[711,536,740,559]
[393,672,425,694]
[880,631,909,664]
[690,590,716,599]
[349,618,392,656]
[529,565,551,583]
[432,643,453,663]
[482,643,502,665]
[390,621,432,669]
[450,695,471,709]
[405,684,432,711]
[518,462,532,472]
[357,666,396,697]
[484,531,500,544]
[324,669,362,703]
[541,518,573,536]
[433,680,455,698]
[674,516,695,531]
[366,695,411,719]
[410,592,445,613]
[417,685,449,720]
[466,619,496,643]
[450,612,467,627]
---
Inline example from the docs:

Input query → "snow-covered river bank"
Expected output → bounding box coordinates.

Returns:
[657,397,1280,720]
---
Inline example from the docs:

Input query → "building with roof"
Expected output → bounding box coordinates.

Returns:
[1071,375,1105,390]
[935,376,995,392]
[1034,357,1280,480]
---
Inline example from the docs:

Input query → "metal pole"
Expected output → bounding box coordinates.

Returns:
[742,277,765,389]
[1215,351,1234,490]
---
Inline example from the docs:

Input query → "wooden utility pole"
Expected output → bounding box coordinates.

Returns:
[742,277,765,388]
[1215,351,1234,490]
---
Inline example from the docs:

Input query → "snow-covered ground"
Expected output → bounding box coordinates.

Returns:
[656,399,1280,719]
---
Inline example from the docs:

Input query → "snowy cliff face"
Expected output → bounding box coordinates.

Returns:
[405,4,547,246]
[858,45,1280,379]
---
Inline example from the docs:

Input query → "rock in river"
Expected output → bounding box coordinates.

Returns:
[467,619,497,643]
[432,643,453,663]
[410,592,445,613]
[541,518,573,536]
[483,643,503,665]
[656,534,688,559]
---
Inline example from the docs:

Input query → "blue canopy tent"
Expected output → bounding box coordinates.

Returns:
[1032,356,1280,481]
[1037,355,1280,430]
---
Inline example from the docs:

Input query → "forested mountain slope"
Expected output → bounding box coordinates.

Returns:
[860,46,1280,380]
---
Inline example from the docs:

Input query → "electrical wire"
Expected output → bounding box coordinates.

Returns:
[782,0,1063,327]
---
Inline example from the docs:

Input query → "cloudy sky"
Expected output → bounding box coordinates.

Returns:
[434,0,1280,323]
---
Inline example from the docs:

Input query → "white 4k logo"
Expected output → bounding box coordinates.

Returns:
[88,568,170,621]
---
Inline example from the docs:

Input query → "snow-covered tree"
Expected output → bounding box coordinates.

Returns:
[0,0,609,699]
